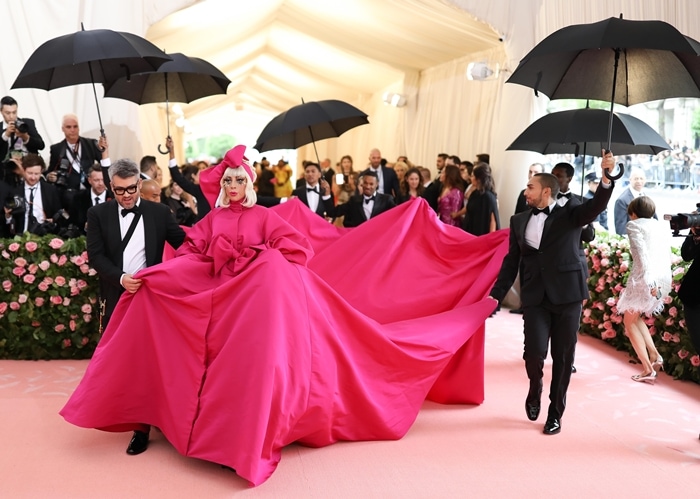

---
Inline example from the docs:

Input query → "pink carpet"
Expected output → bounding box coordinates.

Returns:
[2,309,699,498]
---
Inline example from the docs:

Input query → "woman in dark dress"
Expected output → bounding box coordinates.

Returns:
[397,167,425,204]
[462,162,500,235]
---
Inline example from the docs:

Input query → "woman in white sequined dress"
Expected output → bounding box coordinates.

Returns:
[616,196,671,384]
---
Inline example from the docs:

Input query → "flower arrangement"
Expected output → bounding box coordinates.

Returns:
[582,231,699,383]
[0,233,100,359]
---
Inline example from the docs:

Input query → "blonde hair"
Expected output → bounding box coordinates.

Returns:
[217,166,257,208]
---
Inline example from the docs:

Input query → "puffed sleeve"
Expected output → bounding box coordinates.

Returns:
[259,209,314,266]
[175,212,213,257]
[626,220,656,289]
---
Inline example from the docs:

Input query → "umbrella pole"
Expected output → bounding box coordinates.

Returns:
[158,73,171,155]
[605,48,624,180]
[86,60,105,138]
[307,125,321,165]
[580,142,588,197]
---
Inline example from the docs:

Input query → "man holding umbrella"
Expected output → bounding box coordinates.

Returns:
[489,151,615,436]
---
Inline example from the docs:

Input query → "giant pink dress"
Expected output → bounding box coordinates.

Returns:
[61,198,508,486]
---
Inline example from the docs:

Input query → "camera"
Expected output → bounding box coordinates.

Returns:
[14,119,29,134]
[4,195,26,216]
[664,203,700,236]
[55,158,71,187]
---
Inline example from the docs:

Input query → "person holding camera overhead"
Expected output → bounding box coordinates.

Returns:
[47,114,109,208]
[2,154,61,237]
[0,95,45,187]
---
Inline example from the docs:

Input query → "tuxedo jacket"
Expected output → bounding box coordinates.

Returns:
[359,166,400,199]
[3,179,62,237]
[69,188,113,234]
[583,189,609,230]
[331,193,395,227]
[0,118,45,160]
[169,165,210,220]
[614,187,657,235]
[490,183,613,306]
[423,180,441,212]
[678,234,700,307]
[86,199,186,322]
[292,185,334,217]
[48,137,103,190]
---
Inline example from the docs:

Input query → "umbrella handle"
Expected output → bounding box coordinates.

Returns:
[158,143,171,155]
[602,150,624,180]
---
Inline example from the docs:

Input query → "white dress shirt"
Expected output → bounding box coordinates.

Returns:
[118,200,146,279]
[363,195,375,220]
[524,201,555,250]
[24,183,45,230]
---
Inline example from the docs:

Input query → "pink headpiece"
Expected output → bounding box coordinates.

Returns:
[199,145,256,207]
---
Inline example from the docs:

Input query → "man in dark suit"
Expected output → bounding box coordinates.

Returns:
[359,148,400,199]
[47,114,106,202]
[320,157,335,186]
[330,171,395,227]
[69,163,112,233]
[291,162,334,217]
[489,151,615,436]
[0,96,45,187]
[87,157,185,456]
[583,171,609,230]
[614,168,655,235]
[2,154,61,237]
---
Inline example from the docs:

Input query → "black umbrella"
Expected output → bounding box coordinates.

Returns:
[254,99,369,164]
[507,107,670,195]
[506,15,700,179]
[11,24,171,135]
[103,52,231,153]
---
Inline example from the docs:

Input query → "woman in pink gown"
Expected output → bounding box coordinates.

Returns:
[61,146,500,486]
[437,164,464,226]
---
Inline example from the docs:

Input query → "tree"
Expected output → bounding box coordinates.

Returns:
[185,134,237,161]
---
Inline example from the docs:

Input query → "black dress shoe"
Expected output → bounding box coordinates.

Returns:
[509,307,523,314]
[543,418,561,435]
[126,430,150,455]
[525,380,542,421]
[571,365,577,373]
[526,401,540,421]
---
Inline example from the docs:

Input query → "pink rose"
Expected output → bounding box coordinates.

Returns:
[678,349,689,360]
[12,267,26,277]
[663,295,673,305]
[612,314,623,324]
[665,318,674,326]
[54,324,65,332]
[1,250,9,259]
[31,321,40,327]
[582,316,591,324]
[63,297,71,306]
[37,282,49,292]
[54,276,66,287]
[0,302,7,314]
[2,280,11,292]
[8,242,20,252]
[10,302,20,310]
[80,264,90,274]
[583,309,591,318]
[17,294,27,304]
[50,296,63,305]
[606,297,616,306]
[619,262,628,273]
[88,269,96,276]
[28,263,38,274]
[672,334,681,343]
[43,277,54,285]
[81,304,92,314]
[83,314,92,323]
[77,280,88,290]
[81,337,89,346]
[14,257,27,267]
[62,339,71,348]
[691,355,700,367]
[601,329,616,339]
[603,321,612,330]
[57,255,68,266]
[70,287,80,296]
[662,331,673,342]
[74,256,86,266]
[49,238,64,249]
[69,320,76,332]
[669,306,677,318]
[24,241,38,252]
[35,297,44,307]
[39,260,50,271]
[600,258,609,267]
[81,251,88,260]
[22,274,35,284]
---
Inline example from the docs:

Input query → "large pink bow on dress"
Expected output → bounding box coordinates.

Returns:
[210,233,265,276]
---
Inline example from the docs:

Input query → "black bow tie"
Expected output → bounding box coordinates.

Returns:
[532,206,550,216]
[364,196,375,204]
[306,187,319,193]
[121,206,140,217]
[557,192,572,199]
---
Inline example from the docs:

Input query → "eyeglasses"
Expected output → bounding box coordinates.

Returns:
[222,177,246,186]
[112,184,138,196]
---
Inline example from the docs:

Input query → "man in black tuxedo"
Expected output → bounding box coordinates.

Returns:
[614,168,655,235]
[0,96,45,187]
[47,115,107,207]
[86,157,185,456]
[2,154,61,237]
[359,148,399,199]
[291,162,334,217]
[69,163,112,234]
[330,171,395,227]
[423,153,448,212]
[489,151,615,436]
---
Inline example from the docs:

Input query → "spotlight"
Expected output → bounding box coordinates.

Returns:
[382,92,407,107]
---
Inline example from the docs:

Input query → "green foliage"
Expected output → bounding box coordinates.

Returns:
[582,232,699,383]
[691,106,700,138]
[0,234,100,359]
[185,134,237,161]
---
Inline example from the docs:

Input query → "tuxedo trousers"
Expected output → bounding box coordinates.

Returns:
[683,303,700,358]
[522,296,581,420]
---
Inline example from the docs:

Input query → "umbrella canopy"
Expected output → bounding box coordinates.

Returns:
[507,16,700,106]
[254,99,369,159]
[102,52,230,104]
[507,108,670,156]
[11,26,171,134]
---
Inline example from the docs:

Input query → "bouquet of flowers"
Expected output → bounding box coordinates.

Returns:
[582,231,699,383]
[0,233,100,359]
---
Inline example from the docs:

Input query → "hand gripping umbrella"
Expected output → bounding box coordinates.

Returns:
[506,106,670,195]
[12,23,171,137]
[254,99,369,164]
[506,14,700,180]
[103,52,231,154]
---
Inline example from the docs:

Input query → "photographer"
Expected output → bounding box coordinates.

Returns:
[2,154,61,237]
[47,114,108,208]
[1,96,45,187]
[678,219,700,359]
